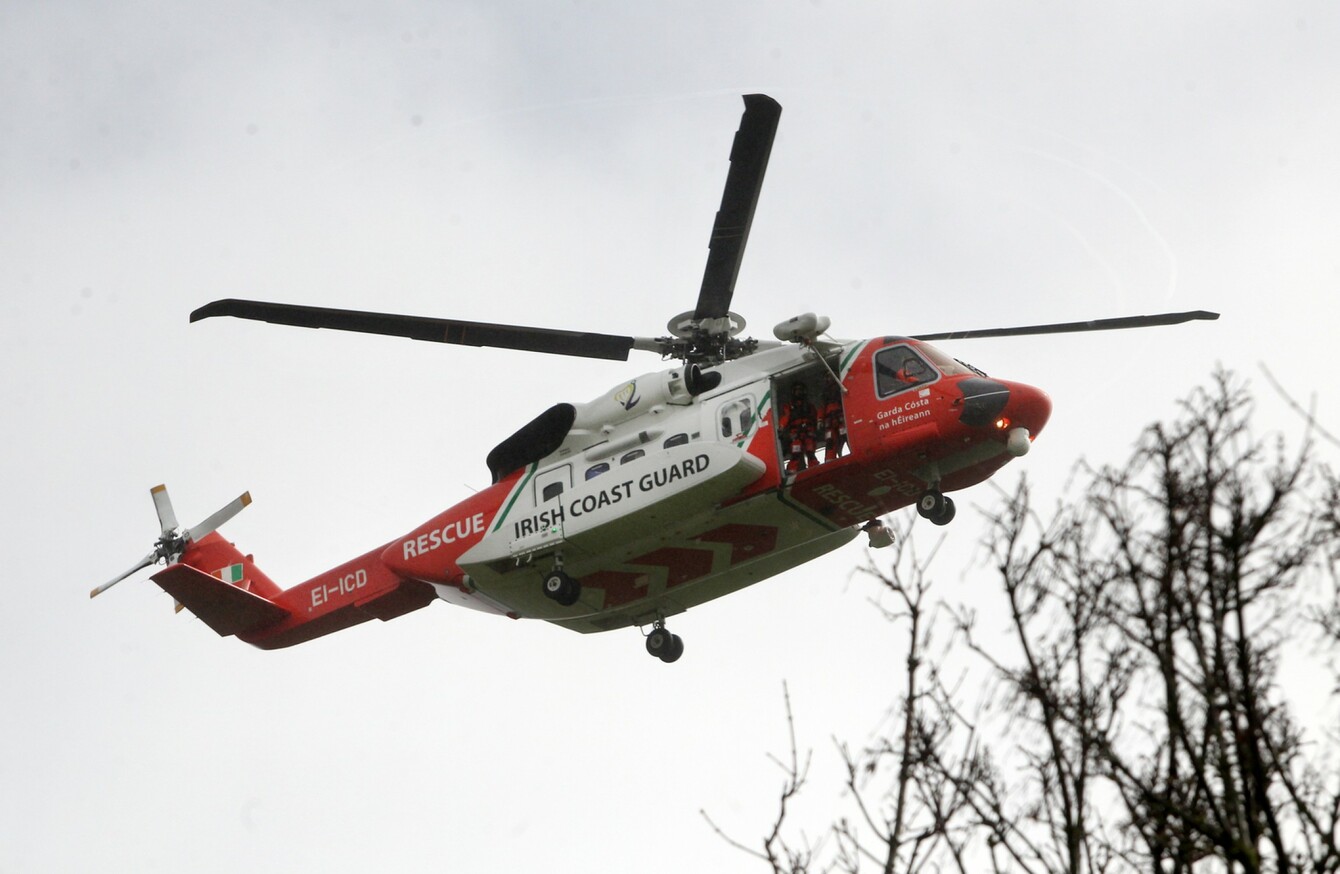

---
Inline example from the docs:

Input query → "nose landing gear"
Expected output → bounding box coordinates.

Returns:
[916,489,957,526]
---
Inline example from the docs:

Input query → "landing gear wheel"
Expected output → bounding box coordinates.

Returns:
[917,490,947,519]
[542,570,580,606]
[917,490,956,526]
[646,627,684,662]
[646,627,673,658]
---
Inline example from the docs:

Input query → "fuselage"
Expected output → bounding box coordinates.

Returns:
[369,335,1051,635]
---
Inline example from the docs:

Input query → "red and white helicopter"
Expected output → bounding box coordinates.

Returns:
[94,95,1216,662]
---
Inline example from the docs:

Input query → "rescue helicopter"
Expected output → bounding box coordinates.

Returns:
[93,94,1217,662]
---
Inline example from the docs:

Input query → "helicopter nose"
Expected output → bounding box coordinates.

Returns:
[956,377,1011,427]
[1008,382,1052,433]
[954,377,1051,456]
[994,382,1052,456]
[956,377,1052,439]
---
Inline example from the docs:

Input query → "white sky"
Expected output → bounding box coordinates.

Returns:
[4,2,1338,871]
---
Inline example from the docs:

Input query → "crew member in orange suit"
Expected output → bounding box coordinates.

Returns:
[780,382,819,472]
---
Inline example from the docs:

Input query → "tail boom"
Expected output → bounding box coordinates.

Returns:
[165,533,435,649]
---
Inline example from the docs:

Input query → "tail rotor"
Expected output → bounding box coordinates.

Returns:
[91,484,251,599]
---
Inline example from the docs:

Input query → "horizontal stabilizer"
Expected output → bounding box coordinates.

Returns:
[152,564,290,637]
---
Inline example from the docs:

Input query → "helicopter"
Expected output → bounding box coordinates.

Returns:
[93,94,1217,662]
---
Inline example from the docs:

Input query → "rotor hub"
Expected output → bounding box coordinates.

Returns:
[666,310,746,340]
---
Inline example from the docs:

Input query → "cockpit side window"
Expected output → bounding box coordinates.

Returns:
[874,345,939,399]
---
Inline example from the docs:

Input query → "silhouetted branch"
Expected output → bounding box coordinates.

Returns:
[715,370,1340,873]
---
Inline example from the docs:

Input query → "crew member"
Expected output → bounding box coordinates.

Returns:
[780,382,819,472]
[896,356,930,385]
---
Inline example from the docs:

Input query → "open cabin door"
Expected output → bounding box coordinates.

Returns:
[771,358,849,474]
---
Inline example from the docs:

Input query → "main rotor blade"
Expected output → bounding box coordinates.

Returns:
[912,310,1219,342]
[192,300,640,361]
[694,94,782,322]
[183,492,252,545]
[91,552,157,599]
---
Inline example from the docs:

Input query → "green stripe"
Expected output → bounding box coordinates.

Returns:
[740,389,773,448]
[734,391,770,448]
[492,463,537,532]
[838,341,865,377]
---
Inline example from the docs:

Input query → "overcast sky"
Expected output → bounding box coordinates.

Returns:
[4,3,1338,871]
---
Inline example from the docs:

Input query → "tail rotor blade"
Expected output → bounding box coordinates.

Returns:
[150,484,178,535]
[95,486,253,602]
[91,552,157,599]
[184,491,252,544]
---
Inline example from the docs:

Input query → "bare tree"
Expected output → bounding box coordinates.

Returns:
[716,371,1340,873]
[830,526,985,874]
[702,522,986,874]
[701,681,819,874]
[1020,371,1340,873]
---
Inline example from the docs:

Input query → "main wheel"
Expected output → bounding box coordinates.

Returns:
[660,633,685,663]
[646,627,673,658]
[917,490,947,519]
[930,496,956,526]
[542,570,580,606]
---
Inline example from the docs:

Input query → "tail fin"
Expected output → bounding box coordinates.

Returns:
[153,563,289,636]
[161,531,288,636]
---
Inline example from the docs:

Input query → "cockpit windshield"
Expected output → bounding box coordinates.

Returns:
[873,341,984,400]
[916,342,980,377]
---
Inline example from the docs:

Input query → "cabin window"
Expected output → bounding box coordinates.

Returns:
[664,433,690,448]
[620,449,645,464]
[534,464,572,504]
[718,397,756,441]
[586,463,610,480]
[873,345,939,399]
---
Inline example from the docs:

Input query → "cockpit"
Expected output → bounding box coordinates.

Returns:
[872,340,981,399]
